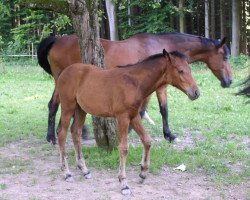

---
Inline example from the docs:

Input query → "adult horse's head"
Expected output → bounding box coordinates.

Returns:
[163,49,200,101]
[201,37,233,88]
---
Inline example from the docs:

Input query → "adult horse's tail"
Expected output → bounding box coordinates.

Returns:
[37,35,56,75]
[236,76,250,99]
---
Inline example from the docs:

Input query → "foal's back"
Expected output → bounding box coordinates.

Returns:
[58,63,140,117]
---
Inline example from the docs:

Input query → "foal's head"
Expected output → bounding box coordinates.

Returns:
[163,49,200,100]
[201,37,233,88]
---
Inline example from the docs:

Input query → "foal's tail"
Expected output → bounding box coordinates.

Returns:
[37,35,56,75]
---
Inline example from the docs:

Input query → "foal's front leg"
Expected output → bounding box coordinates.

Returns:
[131,114,152,182]
[156,85,177,142]
[116,115,131,195]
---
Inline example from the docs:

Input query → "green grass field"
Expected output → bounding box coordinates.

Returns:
[0,56,249,186]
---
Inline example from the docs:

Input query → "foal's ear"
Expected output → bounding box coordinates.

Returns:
[163,49,171,63]
[216,37,227,48]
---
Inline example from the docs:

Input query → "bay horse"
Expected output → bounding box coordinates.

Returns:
[56,49,200,195]
[37,32,233,144]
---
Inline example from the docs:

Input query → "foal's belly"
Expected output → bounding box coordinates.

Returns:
[76,88,115,117]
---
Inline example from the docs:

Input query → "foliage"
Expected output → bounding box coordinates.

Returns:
[0,0,72,54]
[117,0,177,39]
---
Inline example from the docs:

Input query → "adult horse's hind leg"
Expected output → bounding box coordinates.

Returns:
[47,89,59,144]
[156,85,177,142]
[130,114,152,183]
[57,104,76,182]
[71,105,91,179]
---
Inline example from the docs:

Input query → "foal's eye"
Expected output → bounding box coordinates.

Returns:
[178,69,184,74]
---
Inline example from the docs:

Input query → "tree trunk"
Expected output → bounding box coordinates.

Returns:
[68,0,118,151]
[179,0,185,33]
[105,0,118,40]
[240,0,247,54]
[205,0,210,38]
[127,0,131,26]
[220,0,225,39]
[210,0,215,38]
[231,0,240,56]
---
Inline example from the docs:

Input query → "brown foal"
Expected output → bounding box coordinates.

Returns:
[56,49,200,195]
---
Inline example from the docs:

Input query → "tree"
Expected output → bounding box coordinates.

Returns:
[68,0,118,151]
[179,0,185,33]
[105,0,118,40]
[210,0,215,38]
[231,0,240,56]
[204,0,210,38]
[220,0,225,39]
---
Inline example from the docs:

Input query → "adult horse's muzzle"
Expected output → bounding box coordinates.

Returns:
[187,88,200,101]
[221,78,232,88]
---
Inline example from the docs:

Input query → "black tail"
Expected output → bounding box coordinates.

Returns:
[236,76,250,99]
[37,35,56,75]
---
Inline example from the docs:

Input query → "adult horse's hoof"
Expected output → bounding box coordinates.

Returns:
[83,171,92,179]
[164,133,177,143]
[46,134,56,145]
[65,174,74,182]
[121,186,131,196]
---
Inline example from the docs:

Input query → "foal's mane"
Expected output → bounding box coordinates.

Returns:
[117,51,186,68]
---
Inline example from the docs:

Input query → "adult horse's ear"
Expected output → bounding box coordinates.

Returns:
[216,37,227,48]
[163,49,171,63]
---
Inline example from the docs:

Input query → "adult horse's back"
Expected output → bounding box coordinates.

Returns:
[38,32,233,144]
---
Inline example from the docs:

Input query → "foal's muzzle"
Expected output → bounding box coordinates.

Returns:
[187,89,200,101]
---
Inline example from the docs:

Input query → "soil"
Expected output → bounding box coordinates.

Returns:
[0,137,249,200]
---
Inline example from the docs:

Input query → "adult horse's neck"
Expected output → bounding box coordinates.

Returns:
[121,56,168,98]
[144,33,214,64]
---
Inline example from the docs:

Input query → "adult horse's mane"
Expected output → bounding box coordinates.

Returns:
[134,32,230,57]
[117,50,186,68]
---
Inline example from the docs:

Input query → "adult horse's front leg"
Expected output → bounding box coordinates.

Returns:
[47,89,59,144]
[130,114,152,182]
[156,85,177,142]
[116,115,131,195]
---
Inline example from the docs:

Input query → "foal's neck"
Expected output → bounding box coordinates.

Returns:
[130,58,167,98]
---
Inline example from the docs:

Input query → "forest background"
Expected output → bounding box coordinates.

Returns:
[0,0,249,57]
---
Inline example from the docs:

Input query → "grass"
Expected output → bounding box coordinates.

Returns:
[0,56,249,186]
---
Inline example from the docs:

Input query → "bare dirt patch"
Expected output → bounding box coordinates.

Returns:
[0,138,249,200]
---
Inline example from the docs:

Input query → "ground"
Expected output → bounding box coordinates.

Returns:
[0,137,249,200]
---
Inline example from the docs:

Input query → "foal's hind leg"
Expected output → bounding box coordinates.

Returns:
[130,114,152,182]
[71,105,91,179]
[156,85,177,142]
[57,105,75,182]
[116,115,131,195]
[47,89,59,144]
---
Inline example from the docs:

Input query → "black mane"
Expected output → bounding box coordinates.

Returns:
[135,32,231,57]
[117,50,186,68]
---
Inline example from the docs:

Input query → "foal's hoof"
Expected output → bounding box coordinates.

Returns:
[83,171,92,179]
[65,174,74,182]
[121,186,131,196]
